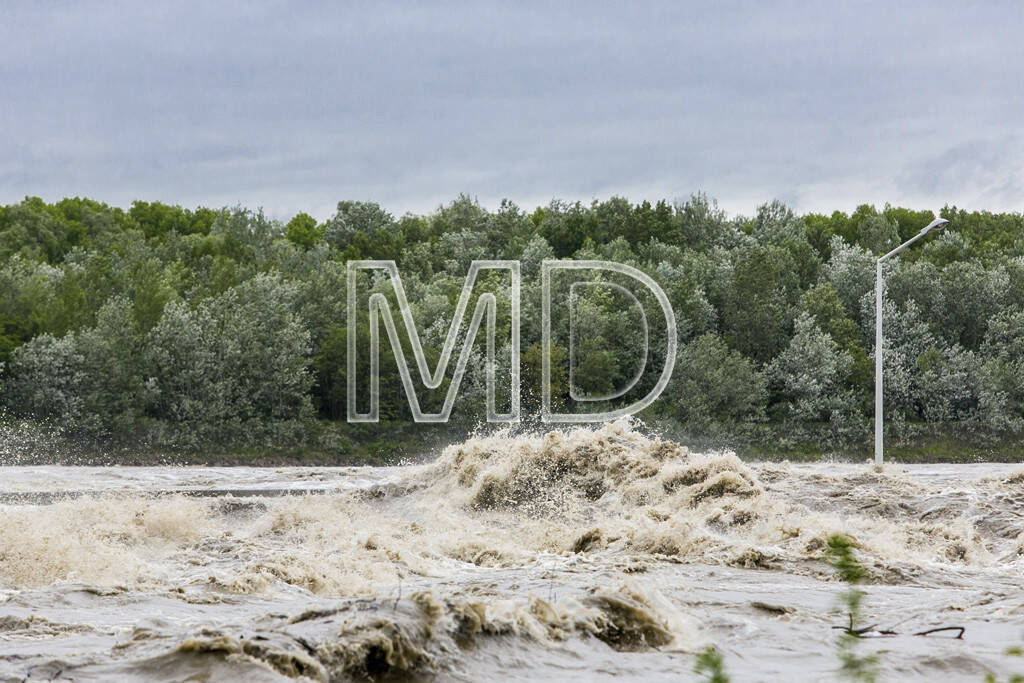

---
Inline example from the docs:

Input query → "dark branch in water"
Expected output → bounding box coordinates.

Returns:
[912,626,965,639]
[831,623,966,639]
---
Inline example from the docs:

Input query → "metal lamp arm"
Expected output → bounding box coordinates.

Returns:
[879,231,926,263]
[879,218,948,263]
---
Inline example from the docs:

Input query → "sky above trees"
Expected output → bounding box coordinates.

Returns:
[2,2,1023,220]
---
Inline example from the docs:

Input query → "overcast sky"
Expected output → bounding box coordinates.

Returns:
[2,2,1022,221]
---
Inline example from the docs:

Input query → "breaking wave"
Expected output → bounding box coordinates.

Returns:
[417,421,1018,574]
[3,421,1022,594]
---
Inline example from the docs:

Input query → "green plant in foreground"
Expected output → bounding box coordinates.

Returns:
[984,643,1024,682]
[825,534,880,683]
[694,645,730,683]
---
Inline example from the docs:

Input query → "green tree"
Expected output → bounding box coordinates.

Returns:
[981,310,1024,429]
[720,245,800,363]
[145,274,312,445]
[668,333,767,426]
[5,332,85,421]
[74,297,146,432]
[769,313,863,441]
[285,211,323,248]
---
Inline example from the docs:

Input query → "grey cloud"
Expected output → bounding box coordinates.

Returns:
[2,1,1022,220]
[899,137,1024,208]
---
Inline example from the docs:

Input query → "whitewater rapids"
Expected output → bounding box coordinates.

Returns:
[1,421,1023,681]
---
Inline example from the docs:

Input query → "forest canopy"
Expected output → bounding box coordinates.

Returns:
[1,193,1022,459]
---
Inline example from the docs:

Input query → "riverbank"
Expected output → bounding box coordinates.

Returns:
[1,417,1022,466]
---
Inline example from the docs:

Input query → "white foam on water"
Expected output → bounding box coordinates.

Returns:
[1,420,1022,680]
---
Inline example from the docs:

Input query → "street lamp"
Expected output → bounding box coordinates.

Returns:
[874,217,949,465]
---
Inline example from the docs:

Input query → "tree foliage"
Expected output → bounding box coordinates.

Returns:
[0,193,1021,450]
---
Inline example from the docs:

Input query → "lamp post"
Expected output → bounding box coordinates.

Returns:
[874,217,949,465]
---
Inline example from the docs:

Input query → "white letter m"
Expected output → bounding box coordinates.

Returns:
[347,260,520,423]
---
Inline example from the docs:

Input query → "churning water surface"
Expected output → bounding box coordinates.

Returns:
[1,422,1023,681]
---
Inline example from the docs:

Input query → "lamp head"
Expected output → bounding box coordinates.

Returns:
[920,218,949,235]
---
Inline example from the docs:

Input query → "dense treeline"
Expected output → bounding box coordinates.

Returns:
[0,193,1022,456]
